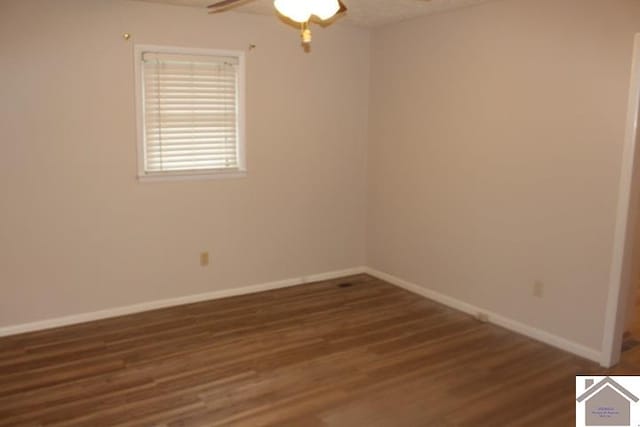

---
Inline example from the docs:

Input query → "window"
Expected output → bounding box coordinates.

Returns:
[135,45,246,181]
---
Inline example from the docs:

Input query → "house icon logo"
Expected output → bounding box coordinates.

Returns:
[576,376,639,426]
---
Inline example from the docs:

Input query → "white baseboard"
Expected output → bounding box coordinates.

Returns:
[0,265,604,365]
[364,267,603,364]
[0,266,367,337]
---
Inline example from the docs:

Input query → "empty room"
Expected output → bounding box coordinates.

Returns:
[2,0,640,425]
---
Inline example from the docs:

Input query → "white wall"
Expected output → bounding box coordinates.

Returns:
[0,0,369,326]
[367,0,640,352]
[3,0,640,358]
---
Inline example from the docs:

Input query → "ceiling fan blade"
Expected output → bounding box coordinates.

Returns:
[207,0,246,11]
[338,0,348,14]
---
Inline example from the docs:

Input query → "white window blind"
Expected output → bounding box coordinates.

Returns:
[138,48,244,178]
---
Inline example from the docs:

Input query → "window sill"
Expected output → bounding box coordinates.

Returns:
[137,169,247,183]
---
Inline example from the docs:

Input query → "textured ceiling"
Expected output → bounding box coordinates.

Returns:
[134,0,493,27]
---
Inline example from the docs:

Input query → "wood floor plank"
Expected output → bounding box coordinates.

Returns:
[0,274,637,426]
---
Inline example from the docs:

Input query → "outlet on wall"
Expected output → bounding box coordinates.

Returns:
[533,280,544,298]
[200,252,209,267]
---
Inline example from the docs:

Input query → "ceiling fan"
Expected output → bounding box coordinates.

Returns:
[208,0,348,45]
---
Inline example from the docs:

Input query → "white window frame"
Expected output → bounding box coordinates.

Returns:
[134,44,246,182]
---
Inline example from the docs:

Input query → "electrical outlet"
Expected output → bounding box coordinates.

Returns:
[476,312,489,323]
[533,280,544,298]
[200,252,209,267]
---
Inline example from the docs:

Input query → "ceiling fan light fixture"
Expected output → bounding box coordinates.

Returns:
[274,0,311,23]
[313,0,340,20]
[273,0,341,23]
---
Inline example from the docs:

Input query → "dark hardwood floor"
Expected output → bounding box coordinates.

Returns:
[0,274,636,426]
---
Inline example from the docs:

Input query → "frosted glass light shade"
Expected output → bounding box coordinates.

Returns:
[274,0,311,23]
[312,0,340,20]
[274,0,341,23]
